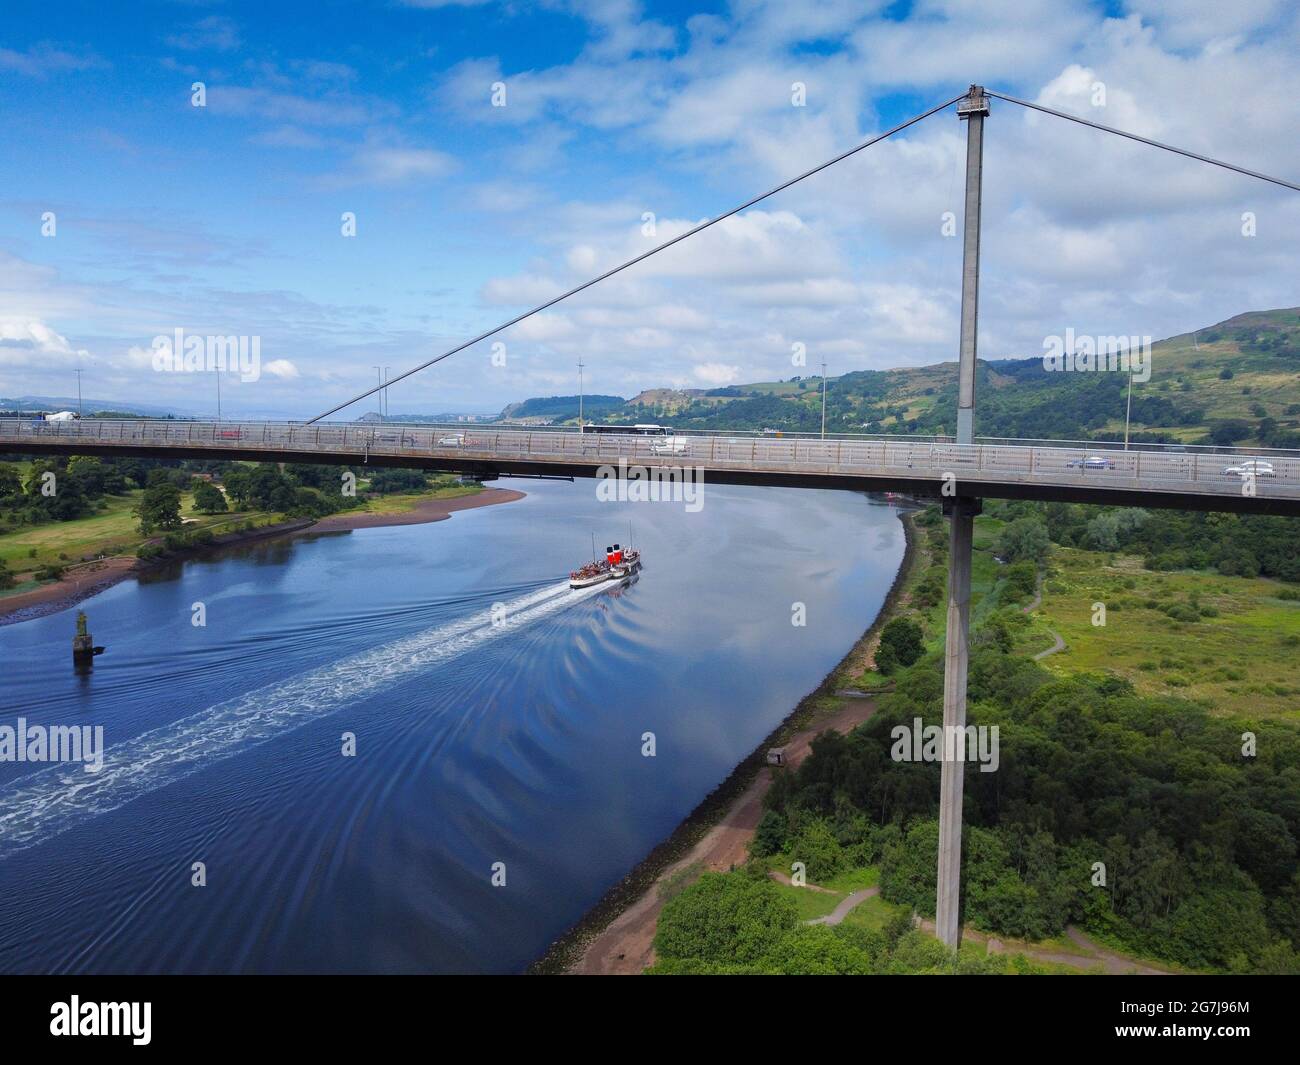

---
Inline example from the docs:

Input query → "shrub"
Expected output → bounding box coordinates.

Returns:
[877,618,925,673]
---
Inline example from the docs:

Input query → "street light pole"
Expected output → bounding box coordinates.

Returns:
[216,370,222,423]
[372,366,383,420]
[74,368,83,419]
[578,357,585,430]
[820,360,828,440]
[384,367,391,418]
[1124,363,1134,450]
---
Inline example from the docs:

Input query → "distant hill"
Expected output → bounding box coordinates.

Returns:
[497,394,625,423]
[494,308,1300,446]
[0,395,181,417]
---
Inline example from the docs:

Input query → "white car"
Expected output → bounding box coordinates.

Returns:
[650,436,690,456]
[1222,459,1275,478]
[45,410,80,422]
[437,433,466,448]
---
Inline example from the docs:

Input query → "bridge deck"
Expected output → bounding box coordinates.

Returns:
[4,418,1299,515]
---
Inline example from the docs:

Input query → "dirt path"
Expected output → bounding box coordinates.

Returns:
[910,916,1172,974]
[808,887,880,926]
[1034,629,1066,660]
[570,698,880,974]
[1023,571,1066,661]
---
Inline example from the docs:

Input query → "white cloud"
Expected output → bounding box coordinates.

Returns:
[693,362,740,385]
[336,145,456,186]
[263,359,301,380]
[165,16,242,53]
[0,318,91,366]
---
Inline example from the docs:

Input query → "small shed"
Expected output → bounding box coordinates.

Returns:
[766,747,787,767]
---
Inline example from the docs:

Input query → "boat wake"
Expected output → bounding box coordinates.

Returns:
[0,580,611,860]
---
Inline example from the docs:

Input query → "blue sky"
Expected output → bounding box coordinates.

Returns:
[1,0,1298,418]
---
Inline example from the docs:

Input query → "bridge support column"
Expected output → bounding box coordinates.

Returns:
[936,495,980,948]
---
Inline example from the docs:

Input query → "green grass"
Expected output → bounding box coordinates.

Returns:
[352,483,482,516]
[838,894,903,933]
[1026,547,1300,720]
[1,475,484,595]
[779,883,845,921]
[0,489,272,576]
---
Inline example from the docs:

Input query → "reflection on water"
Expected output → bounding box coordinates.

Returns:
[0,481,904,973]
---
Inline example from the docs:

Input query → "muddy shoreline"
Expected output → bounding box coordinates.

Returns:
[0,488,525,627]
[529,507,921,975]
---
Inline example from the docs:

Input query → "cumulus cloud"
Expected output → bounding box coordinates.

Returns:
[0,319,91,365]
[263,359,300,379]
[693,362,741,385]
[5,0,1299,416]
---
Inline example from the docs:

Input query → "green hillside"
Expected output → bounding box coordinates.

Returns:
[504,308,1300,445]
[498,393,625,422]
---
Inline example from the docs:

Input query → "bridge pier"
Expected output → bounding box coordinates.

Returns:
[936,495,979,947]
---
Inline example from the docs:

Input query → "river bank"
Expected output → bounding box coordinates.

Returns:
[530,505,924,975]
[0,487,525,626]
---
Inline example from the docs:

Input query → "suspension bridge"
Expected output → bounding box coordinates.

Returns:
[5,85,1298,952]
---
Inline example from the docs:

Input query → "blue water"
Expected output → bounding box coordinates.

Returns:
[0,481,904,973]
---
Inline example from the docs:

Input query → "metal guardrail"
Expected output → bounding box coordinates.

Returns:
[3,418,1299,503]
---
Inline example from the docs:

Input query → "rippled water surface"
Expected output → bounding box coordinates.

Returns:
[0,481,904,973]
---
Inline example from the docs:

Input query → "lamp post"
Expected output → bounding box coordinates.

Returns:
[578,357,585,430]
[820,360,828,440]
[1124,362,1134,450]
[74,368,84,419]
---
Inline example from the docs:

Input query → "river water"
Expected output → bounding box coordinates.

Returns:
[0,480,904,973]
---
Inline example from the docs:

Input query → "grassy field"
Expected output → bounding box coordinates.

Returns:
[1025,547,1300,720]
[897,509,1300,721]
[0,488,275,575]
[353,482,482,516]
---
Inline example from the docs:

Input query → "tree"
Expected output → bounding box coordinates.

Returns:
[996,517,1051,564]
[1002,561,1038,601]
[66,456,107,498]
[137,482,182,534]
[877,617,925,673]
[752,810,786,858]
[0,463,24,501]
[223,468,252,508]
[192,481,228,514]
[654,872,797,965]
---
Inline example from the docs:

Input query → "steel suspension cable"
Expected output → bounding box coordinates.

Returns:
[307,92,967,423]
[986,89,1300,194]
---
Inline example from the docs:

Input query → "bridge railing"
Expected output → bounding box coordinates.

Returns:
[3,418,1299,502]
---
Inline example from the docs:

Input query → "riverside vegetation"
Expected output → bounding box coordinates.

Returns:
[650,502,1300,975]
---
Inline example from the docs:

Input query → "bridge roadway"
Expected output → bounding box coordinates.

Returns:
[3,417,1299,516]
